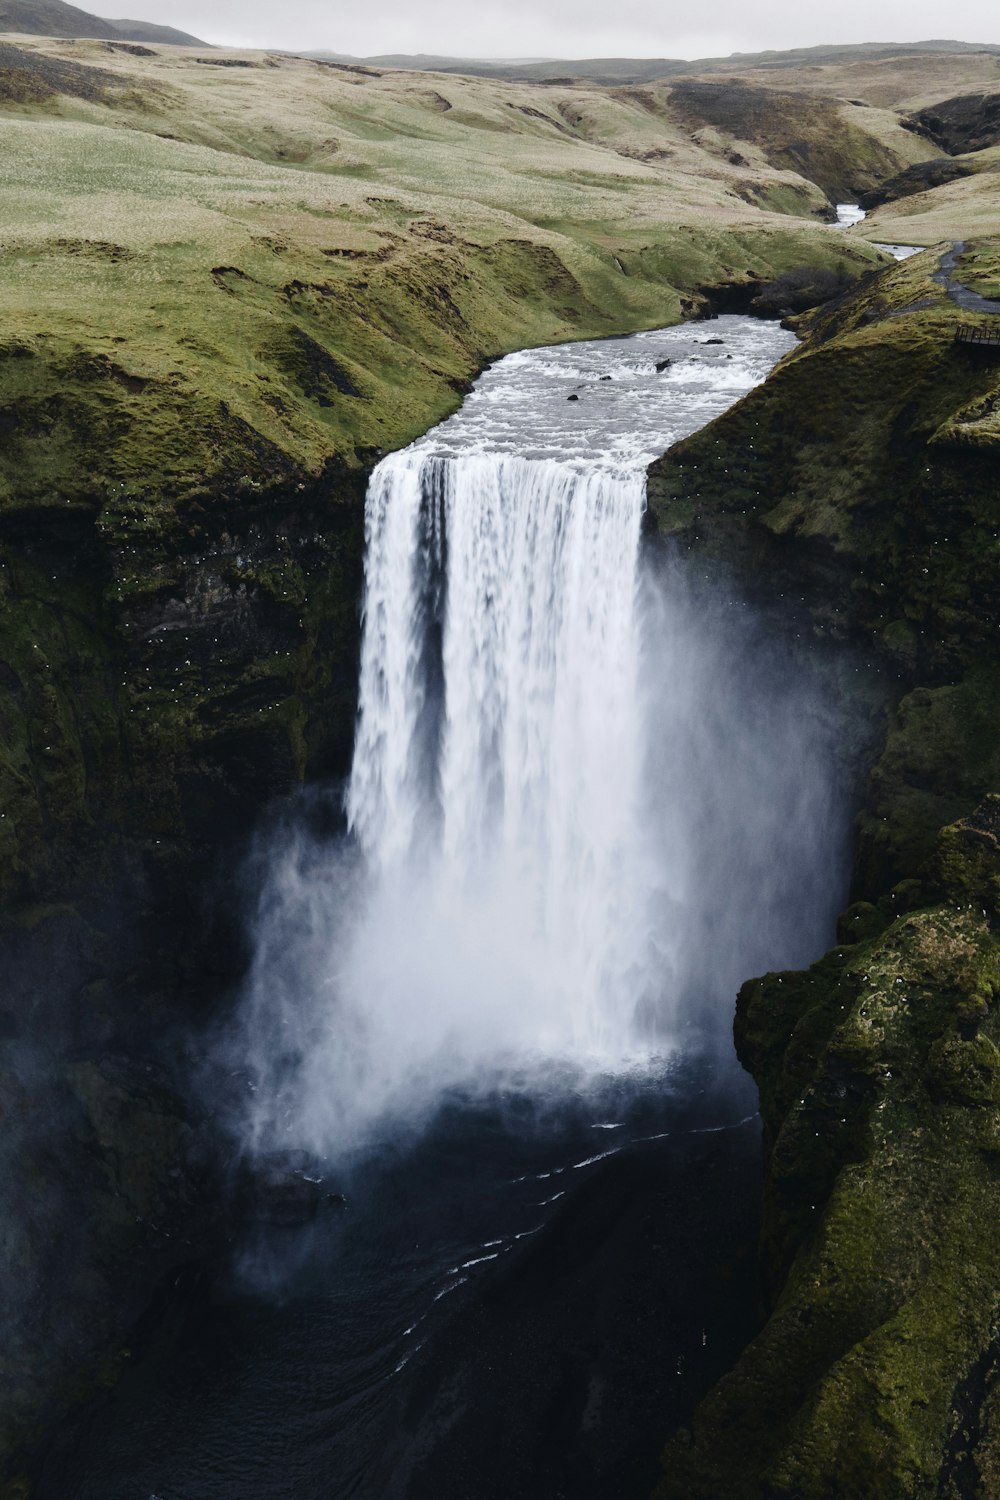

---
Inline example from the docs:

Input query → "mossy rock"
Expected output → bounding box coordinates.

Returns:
[934,796,1000,918]
[857,671,1000,897]
[650,245,1000,1497]
[659,904,1000,1499]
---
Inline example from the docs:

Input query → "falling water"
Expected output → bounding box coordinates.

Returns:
[236,316,849,1156]
[347,449,650,1056]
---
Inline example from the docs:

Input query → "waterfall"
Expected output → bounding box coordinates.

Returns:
[347,450,653,1057]
[232,318,851,1157]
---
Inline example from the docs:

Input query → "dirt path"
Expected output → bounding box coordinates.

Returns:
[934,241,1000,314]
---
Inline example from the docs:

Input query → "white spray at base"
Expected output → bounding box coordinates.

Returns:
[236,318,853,1156]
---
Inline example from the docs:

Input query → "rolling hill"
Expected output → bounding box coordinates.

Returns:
[0,0,204,44]
[105,15,206,45]
[311,39,1000,87]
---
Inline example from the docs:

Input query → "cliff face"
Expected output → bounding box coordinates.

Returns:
[0,458,367,1489]
[649,239,1000,1497]
[0,467,366,913]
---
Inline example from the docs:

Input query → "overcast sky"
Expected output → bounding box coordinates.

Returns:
[109,0,998,59]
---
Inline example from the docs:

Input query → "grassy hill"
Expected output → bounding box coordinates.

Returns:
[0,0,203,43]
[0,36,903,514]
[320,40,1000,88]
[0,0,118,38]
[105,16,205,45]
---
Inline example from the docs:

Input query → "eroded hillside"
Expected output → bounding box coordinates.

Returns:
[0,35,899,502]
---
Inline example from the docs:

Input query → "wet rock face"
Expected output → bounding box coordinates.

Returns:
[656,894,1000,1494]
[659,820,1000,1500]
[647,252,1000,1496]
[0,461,367,1484]
[0,464,366,912]
[104,482,365,853]
[0,1045,220,1490]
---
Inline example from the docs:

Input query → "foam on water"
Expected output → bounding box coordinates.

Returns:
[835,202,866,228]
[403,316,795,466]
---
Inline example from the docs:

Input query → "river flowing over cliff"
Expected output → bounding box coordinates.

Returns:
[233,318,852,1159]
[40,314,872,1500]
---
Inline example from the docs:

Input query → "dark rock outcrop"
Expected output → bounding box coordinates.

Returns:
[0,455,367,1490]
[858,155,978,208]
[648,240,1000,1496]
[666,78,920,200]
[910,91,1000,155]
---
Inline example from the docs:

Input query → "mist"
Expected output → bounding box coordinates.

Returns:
[216,319,858,1166]
[225,554,853,1162]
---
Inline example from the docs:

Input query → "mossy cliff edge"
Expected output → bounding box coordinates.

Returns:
[649,241,1000,1497]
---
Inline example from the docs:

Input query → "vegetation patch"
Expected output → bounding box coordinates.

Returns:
[913,91,1000,155]
[859,156,979,208]
[279,327,364,403]
[0,41,121,104]
[667,79,919,199]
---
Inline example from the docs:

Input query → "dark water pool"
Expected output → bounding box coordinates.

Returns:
[38,1057,761,1500]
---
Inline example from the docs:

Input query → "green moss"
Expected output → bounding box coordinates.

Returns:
[934,797,1000,919]
[927,1031,1000,1106]
[857,673,1000,895]
[660,895,1000,1499]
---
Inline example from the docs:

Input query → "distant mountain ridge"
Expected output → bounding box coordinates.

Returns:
[0,0,204,45]
[309,38,1000,84]
[104,15,206,45]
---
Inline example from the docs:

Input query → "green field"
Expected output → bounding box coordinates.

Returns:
[0,34,931,506]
